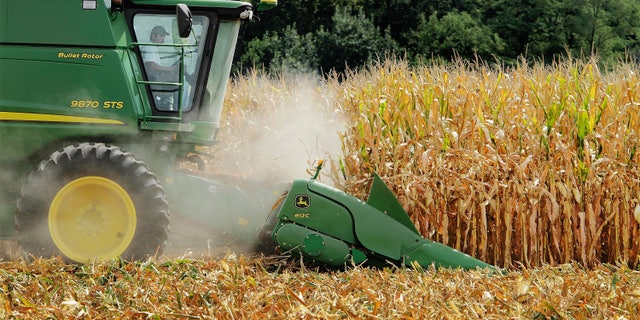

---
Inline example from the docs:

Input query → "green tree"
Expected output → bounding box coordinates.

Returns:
[482,0,571,61]
[235,0,340,72]
[355,0,429,49]
[314,7,399,74]
[242,0,338,39]
[236,6,399,75]
[235,25,317,73]
[569,0,640,60]
[409,11,505,62]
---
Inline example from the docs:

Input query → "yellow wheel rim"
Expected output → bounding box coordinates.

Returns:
[49,176,137,263]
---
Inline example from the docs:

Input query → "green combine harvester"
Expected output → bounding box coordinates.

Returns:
[0,0,493,270]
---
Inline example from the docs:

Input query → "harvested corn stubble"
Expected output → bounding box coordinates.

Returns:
[0,257,639,319]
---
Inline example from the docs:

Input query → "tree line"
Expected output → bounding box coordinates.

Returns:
[232,0,640,75]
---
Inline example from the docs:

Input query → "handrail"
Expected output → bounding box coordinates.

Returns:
[130,42,196,121]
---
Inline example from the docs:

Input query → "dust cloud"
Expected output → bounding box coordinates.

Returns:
[163,72,348,258]
[219,72,345,183]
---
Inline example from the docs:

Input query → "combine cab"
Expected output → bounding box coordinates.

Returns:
[0,0,493,270]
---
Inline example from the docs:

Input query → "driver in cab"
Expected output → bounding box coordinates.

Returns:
[142,26,178,74]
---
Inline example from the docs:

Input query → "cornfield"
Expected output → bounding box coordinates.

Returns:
[2,58,640,319]
[221,57,640,269]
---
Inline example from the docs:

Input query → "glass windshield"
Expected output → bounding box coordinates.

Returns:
[133,14,210,112]
[201,20,240,133]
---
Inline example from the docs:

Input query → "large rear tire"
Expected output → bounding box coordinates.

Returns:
[17,143,170,263]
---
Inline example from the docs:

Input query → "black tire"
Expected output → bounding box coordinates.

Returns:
[16,143,169,263]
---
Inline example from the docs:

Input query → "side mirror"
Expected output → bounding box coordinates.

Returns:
[176,4,192,38]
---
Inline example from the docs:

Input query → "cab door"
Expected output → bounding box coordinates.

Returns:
[129,11,215,116]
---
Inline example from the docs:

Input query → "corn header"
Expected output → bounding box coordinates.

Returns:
[255,163,493,270]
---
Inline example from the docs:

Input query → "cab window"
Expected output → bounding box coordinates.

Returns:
[132,14,210,112]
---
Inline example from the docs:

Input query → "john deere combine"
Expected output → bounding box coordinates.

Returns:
[0,0,492,270]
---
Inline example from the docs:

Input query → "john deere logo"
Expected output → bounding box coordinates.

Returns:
[294,195,310,208]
